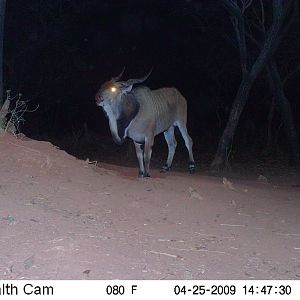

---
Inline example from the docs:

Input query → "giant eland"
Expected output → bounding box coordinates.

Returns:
[95,69,195,177]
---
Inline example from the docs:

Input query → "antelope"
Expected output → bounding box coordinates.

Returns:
[95,69,195,177]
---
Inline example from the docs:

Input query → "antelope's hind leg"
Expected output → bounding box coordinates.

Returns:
[161,126,177,172]
[177,122,196,173]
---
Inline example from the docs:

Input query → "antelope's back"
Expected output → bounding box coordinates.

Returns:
[133,87,187,133]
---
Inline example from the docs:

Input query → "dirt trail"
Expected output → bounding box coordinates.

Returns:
[0,134,300,279]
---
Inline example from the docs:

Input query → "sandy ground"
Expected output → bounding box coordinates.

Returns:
[0,133,300,280]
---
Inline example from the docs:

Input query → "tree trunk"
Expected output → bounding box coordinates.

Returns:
[211,0,286,170]
[0,97,9,131]
[266,97,275,151]
[0,0,6,108]
[211,75,253,168]
[266,62,299,165]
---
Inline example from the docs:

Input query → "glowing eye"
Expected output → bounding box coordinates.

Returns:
[111,87,116,92]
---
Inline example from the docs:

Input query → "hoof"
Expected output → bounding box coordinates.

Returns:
[188,162,195,174]
[139,171,150,178]
[160,164,170,173]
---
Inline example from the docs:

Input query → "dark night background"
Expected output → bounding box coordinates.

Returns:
[3,0,300,170]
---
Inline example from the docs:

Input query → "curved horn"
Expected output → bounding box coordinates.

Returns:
[125,68,152,86]
[112,66,125,82]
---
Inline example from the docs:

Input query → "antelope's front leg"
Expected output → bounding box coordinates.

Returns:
[134,141,145,177]
[143,136,154,177]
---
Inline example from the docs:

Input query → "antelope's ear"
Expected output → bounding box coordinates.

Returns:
[121,84,133,94]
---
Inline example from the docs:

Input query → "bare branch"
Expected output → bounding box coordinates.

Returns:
[259,0,266,32]
[283,62,300,85]
[1,90,39,134]
[241,0,253,14]
[222,0,240,17]
[223,0,250,76]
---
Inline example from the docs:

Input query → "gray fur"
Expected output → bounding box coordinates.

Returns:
[95,72,195,177]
